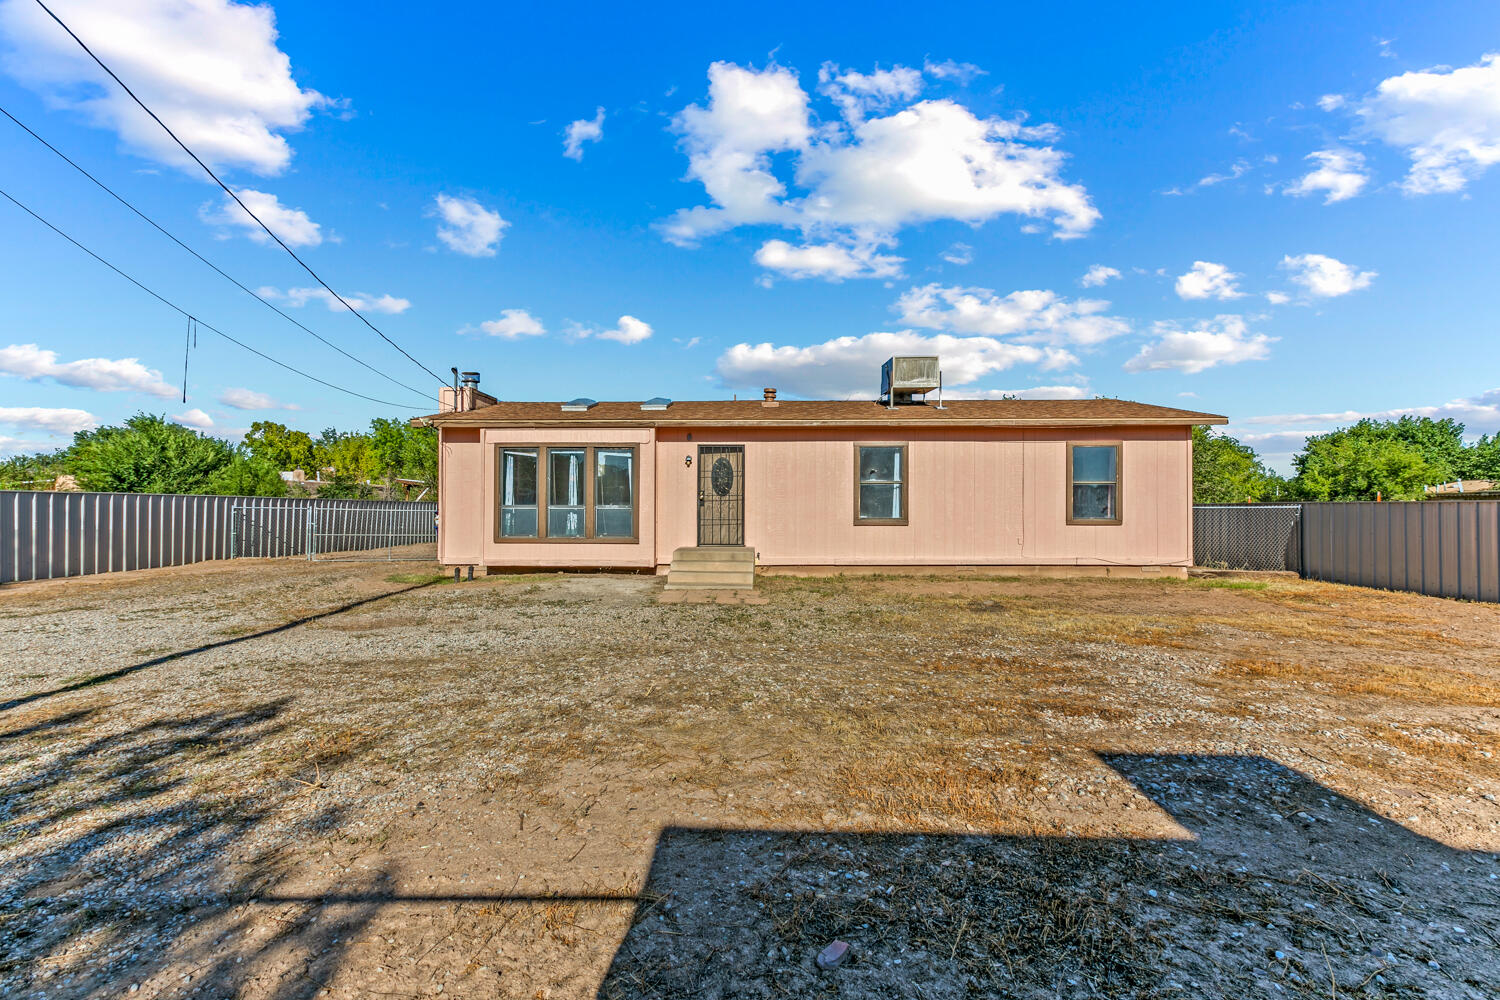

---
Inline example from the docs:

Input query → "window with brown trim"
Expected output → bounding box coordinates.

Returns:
[1067,442,1122,525]
[854,443,908,525]
[495,445,638,541]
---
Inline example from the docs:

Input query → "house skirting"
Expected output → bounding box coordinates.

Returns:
[752,564,1188,579]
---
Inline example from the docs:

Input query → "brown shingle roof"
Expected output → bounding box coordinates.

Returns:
[421,398,1226,427]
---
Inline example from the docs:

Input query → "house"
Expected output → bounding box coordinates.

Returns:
[419,360,1226,583]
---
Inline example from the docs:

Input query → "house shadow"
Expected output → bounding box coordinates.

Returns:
[598,754,1499,999]
[0,699,393,1000]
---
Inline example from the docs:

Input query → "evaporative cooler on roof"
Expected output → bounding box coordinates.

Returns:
[880,356,941,406]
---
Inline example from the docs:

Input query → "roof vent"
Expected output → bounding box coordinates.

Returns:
[641,397,671,411]
[561,397,597,412]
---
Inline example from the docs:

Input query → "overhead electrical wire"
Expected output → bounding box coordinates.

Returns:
[0,105,431,404]
[32,0,448,389]
[0,185,425,410]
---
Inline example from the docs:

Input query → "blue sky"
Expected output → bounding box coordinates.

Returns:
[1,0,1498,472]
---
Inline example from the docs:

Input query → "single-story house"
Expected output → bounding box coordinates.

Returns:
[419,361,1226,583]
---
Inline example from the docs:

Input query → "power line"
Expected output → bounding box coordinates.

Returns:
[0,105,431,404]
[0,185,425,411]
[32,0,448,389]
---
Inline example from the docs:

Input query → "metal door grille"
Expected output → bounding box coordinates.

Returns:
[697,445,745,546]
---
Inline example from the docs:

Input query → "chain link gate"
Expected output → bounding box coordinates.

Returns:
[306,501,438,562]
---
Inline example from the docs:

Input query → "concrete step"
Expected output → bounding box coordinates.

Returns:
[671,546,754,564]
[669,569,756,587]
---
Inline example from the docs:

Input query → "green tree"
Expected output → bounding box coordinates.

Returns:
[0,451,69,490]
[369,416,438,496]
[243,421,317,472]
[1291,429,1445,501]
[203,453,289,497]
[1456,434,1500,482]
[68,414,243,494]
[315,469,376,499]
[1192,426,1284,503]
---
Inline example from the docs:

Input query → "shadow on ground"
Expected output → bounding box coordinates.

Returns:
[599,755,1499,1000]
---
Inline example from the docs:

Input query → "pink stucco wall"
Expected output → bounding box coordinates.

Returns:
[438,423,1193,570]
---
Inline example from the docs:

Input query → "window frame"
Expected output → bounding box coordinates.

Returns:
[1065,440,1123,526]
[493,443,639,543]
[852,442,910,526]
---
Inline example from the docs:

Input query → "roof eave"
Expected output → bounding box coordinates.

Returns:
[423,415,1229,428]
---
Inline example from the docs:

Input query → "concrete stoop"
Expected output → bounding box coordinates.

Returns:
[664,545,755,590]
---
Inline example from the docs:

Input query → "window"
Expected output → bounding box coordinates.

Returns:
[1068,443,1121,524]
[855,443,908,525]
[594,449,635,538]
[499,449,538,537]
[495,445,637,542]
[548,448,586,537]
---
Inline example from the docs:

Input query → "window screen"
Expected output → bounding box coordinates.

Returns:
[547,448,586,537]
[857,445,905,522]
[499,449,538,537]
[594,449,634,538]
[1070,445,1119,522]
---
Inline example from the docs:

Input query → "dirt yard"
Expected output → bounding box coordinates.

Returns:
[1,560,1497,999]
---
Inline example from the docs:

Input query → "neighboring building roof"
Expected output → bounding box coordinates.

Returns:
[419,398,1227,427]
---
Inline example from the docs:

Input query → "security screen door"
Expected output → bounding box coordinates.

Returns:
[696,445,744,545]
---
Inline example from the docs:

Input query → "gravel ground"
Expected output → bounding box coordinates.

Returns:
[0,559,1497,999]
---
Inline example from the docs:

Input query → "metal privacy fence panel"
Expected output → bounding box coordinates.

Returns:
[2,491,436,584]
[1192,504,1303,571]
[1301,501,1500,603]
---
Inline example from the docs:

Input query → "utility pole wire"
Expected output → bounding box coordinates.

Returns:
[0,106,431,404]
[0,186,424,410]
[31,0,448,388]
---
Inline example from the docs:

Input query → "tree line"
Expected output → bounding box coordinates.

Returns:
[1194,416,1500,503]
[0,413,437,500]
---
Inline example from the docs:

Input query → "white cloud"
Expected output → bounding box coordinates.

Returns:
[563,107,605,160]
[1174,260,1244,301]
[478,309,546,339]
[1197,159,1250,186]
[754,238,903,281]
[171,407,214,429]
[662,61,1098,252]
[1266,291,1291,305]
[1124,315,1274,374]
[941,242,973,266]
[716,330,1070,398]
[200,189,322,247]
[0,0,328,176]
[432,194,507,257]
[1353,52,1500,194]
[1080,264,1120,287]
[1280,253,1376,297]
[0,343,176,397]
[1317,94,1347,112]
[592,315,653,345]
[922,59,986,84]
[218,387,293,410]
[945,384,1090,400]
[894,283,1130,346]
[270,286,410,314]
[1284,149,1369,203]
[818,62,924,121]
[1245,387,1500,432]
[0,405,97,433]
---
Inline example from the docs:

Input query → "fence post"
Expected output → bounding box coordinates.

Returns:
[307,512,315,561]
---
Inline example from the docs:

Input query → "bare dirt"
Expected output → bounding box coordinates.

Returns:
[1,560,1497,999]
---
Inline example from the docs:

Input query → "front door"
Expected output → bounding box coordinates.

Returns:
[697,445,745,545]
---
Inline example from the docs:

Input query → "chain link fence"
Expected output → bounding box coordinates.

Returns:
[1193,504,1303,572]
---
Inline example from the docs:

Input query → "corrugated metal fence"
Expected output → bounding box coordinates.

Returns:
[1194,501,1500,603]
[1,491,436,584]
[1300,501,1500,603]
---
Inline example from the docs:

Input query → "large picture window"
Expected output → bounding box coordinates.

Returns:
[854,443,908,525]
[1068,443,1122,525]
[496,445,638,542]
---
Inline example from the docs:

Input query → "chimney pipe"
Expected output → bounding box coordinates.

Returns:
[762,387,778,407]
